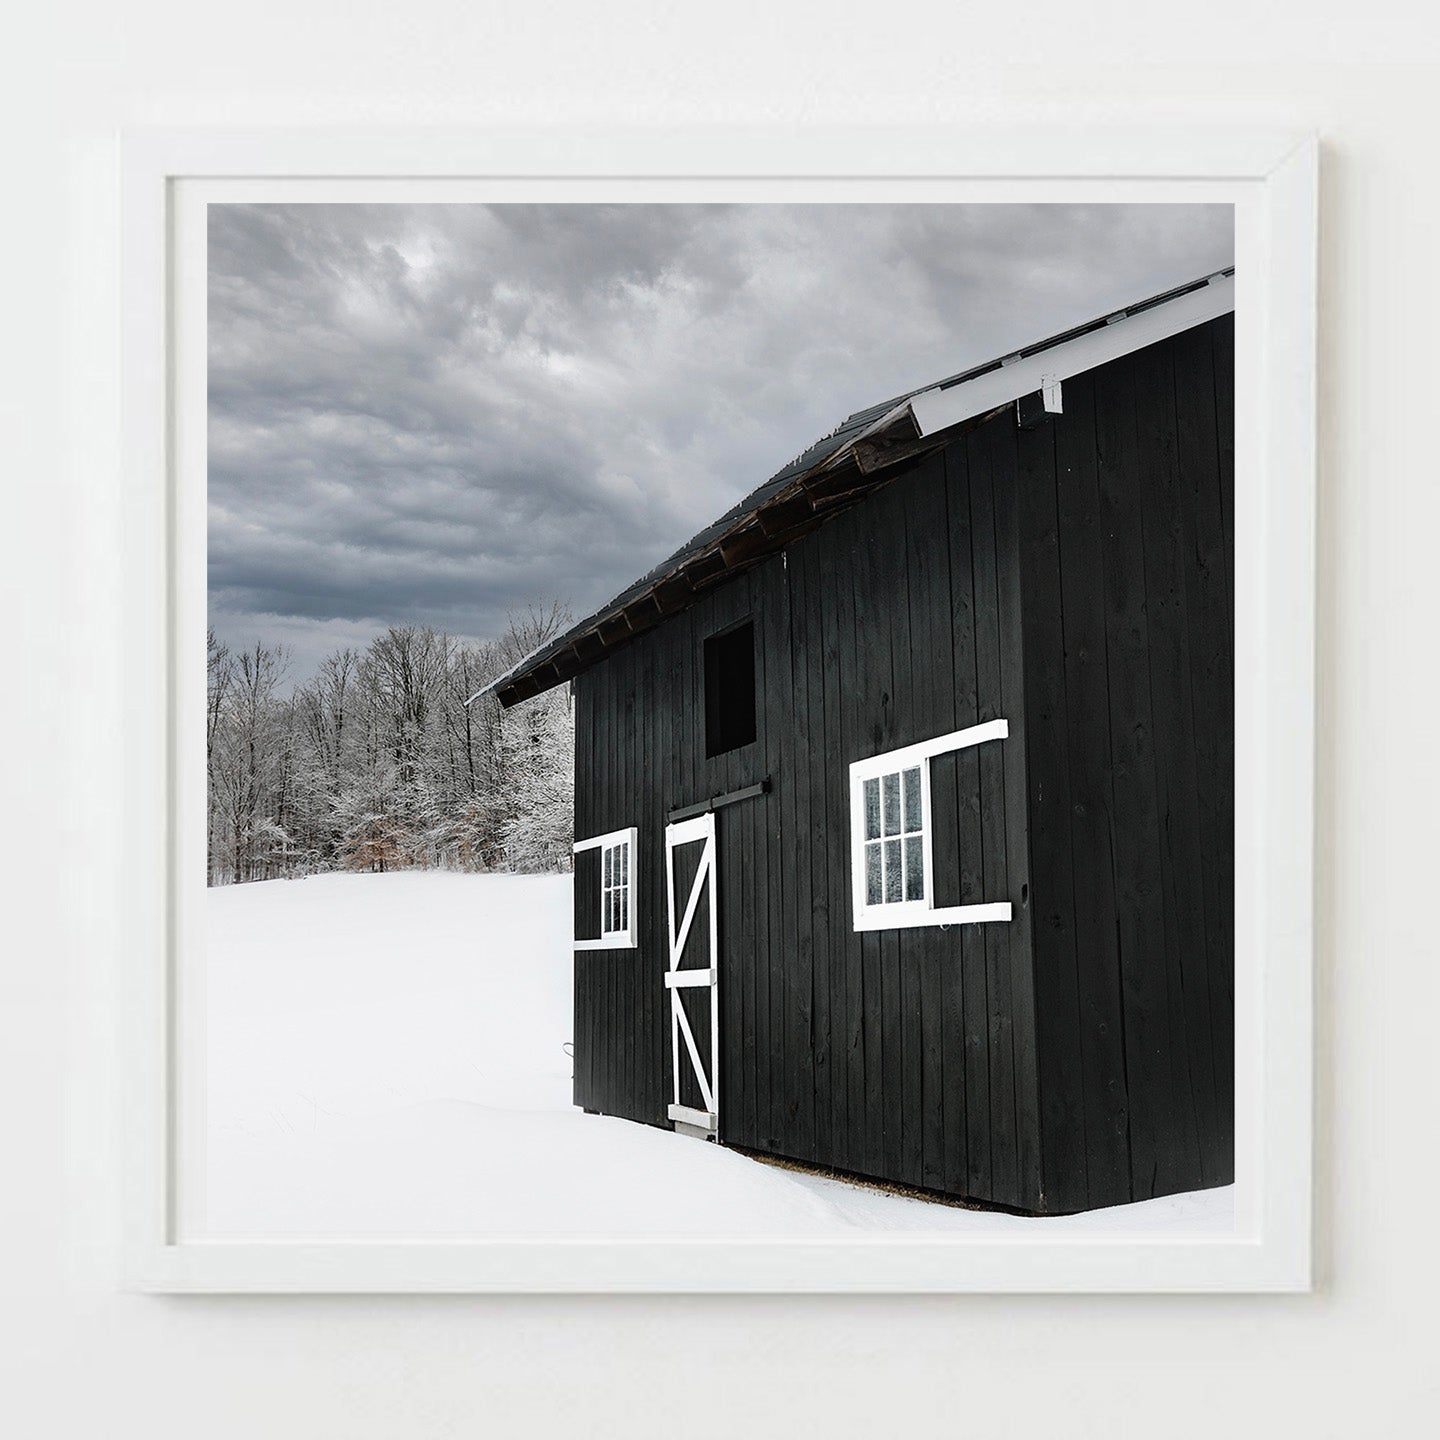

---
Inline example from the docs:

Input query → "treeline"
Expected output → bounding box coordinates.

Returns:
[206,607,574,886]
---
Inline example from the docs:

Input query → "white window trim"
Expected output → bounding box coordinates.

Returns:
[572,825,638,949]
[849,720,1013,932]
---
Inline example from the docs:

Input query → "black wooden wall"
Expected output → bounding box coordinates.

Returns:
[572,431,1044,1211]
[570,314,1234,1215]
[1015,314,1235,1212]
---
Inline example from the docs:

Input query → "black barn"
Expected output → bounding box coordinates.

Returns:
[489,270,1235,1215]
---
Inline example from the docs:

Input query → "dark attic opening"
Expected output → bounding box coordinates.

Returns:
[704,620,757,757]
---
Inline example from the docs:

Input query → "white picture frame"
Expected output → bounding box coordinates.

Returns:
[120,126,1316,1293]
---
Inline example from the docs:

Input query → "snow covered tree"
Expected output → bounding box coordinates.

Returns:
[498,684,575,873]
[204,606,575,884]
[207,639,292,883]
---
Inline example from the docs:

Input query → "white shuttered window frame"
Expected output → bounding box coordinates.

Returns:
[573,825,638,949]
[848,721,1014,932]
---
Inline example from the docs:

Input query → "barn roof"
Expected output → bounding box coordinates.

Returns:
[485,266,1235,707]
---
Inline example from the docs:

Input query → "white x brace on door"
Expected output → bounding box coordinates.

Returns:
[664,813,719,1135]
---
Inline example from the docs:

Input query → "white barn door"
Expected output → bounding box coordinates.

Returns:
[664,813,719,1136]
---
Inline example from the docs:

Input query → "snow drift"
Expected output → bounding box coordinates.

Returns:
[187,871,1233,1238]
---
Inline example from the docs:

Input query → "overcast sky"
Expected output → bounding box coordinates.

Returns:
[209,202,1233,683]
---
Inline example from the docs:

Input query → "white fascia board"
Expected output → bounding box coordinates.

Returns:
[908,274,1235,440]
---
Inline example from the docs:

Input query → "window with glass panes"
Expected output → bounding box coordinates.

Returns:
[848,720,1013,933]
[600,837,631,938]
[861,765,926,906]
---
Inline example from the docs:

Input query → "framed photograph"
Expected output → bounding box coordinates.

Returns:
[121,127,1316,1292]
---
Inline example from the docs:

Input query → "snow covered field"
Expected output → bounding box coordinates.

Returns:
[190,871,1233,1238]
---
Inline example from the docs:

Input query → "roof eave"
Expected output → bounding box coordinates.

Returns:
[488,407,939,707]
[490,268,1235,707]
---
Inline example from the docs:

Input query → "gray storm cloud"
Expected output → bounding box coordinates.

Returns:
[209,201,1233,681]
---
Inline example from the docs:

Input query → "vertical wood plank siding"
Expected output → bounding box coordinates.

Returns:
[1015,314,1235,1210]
[570,316,1232,1213]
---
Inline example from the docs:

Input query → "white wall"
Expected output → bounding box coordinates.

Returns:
[5,6,1439,1434]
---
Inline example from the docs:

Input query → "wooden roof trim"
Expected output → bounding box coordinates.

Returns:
[492,423,934,705]
[492,409,1010,704]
